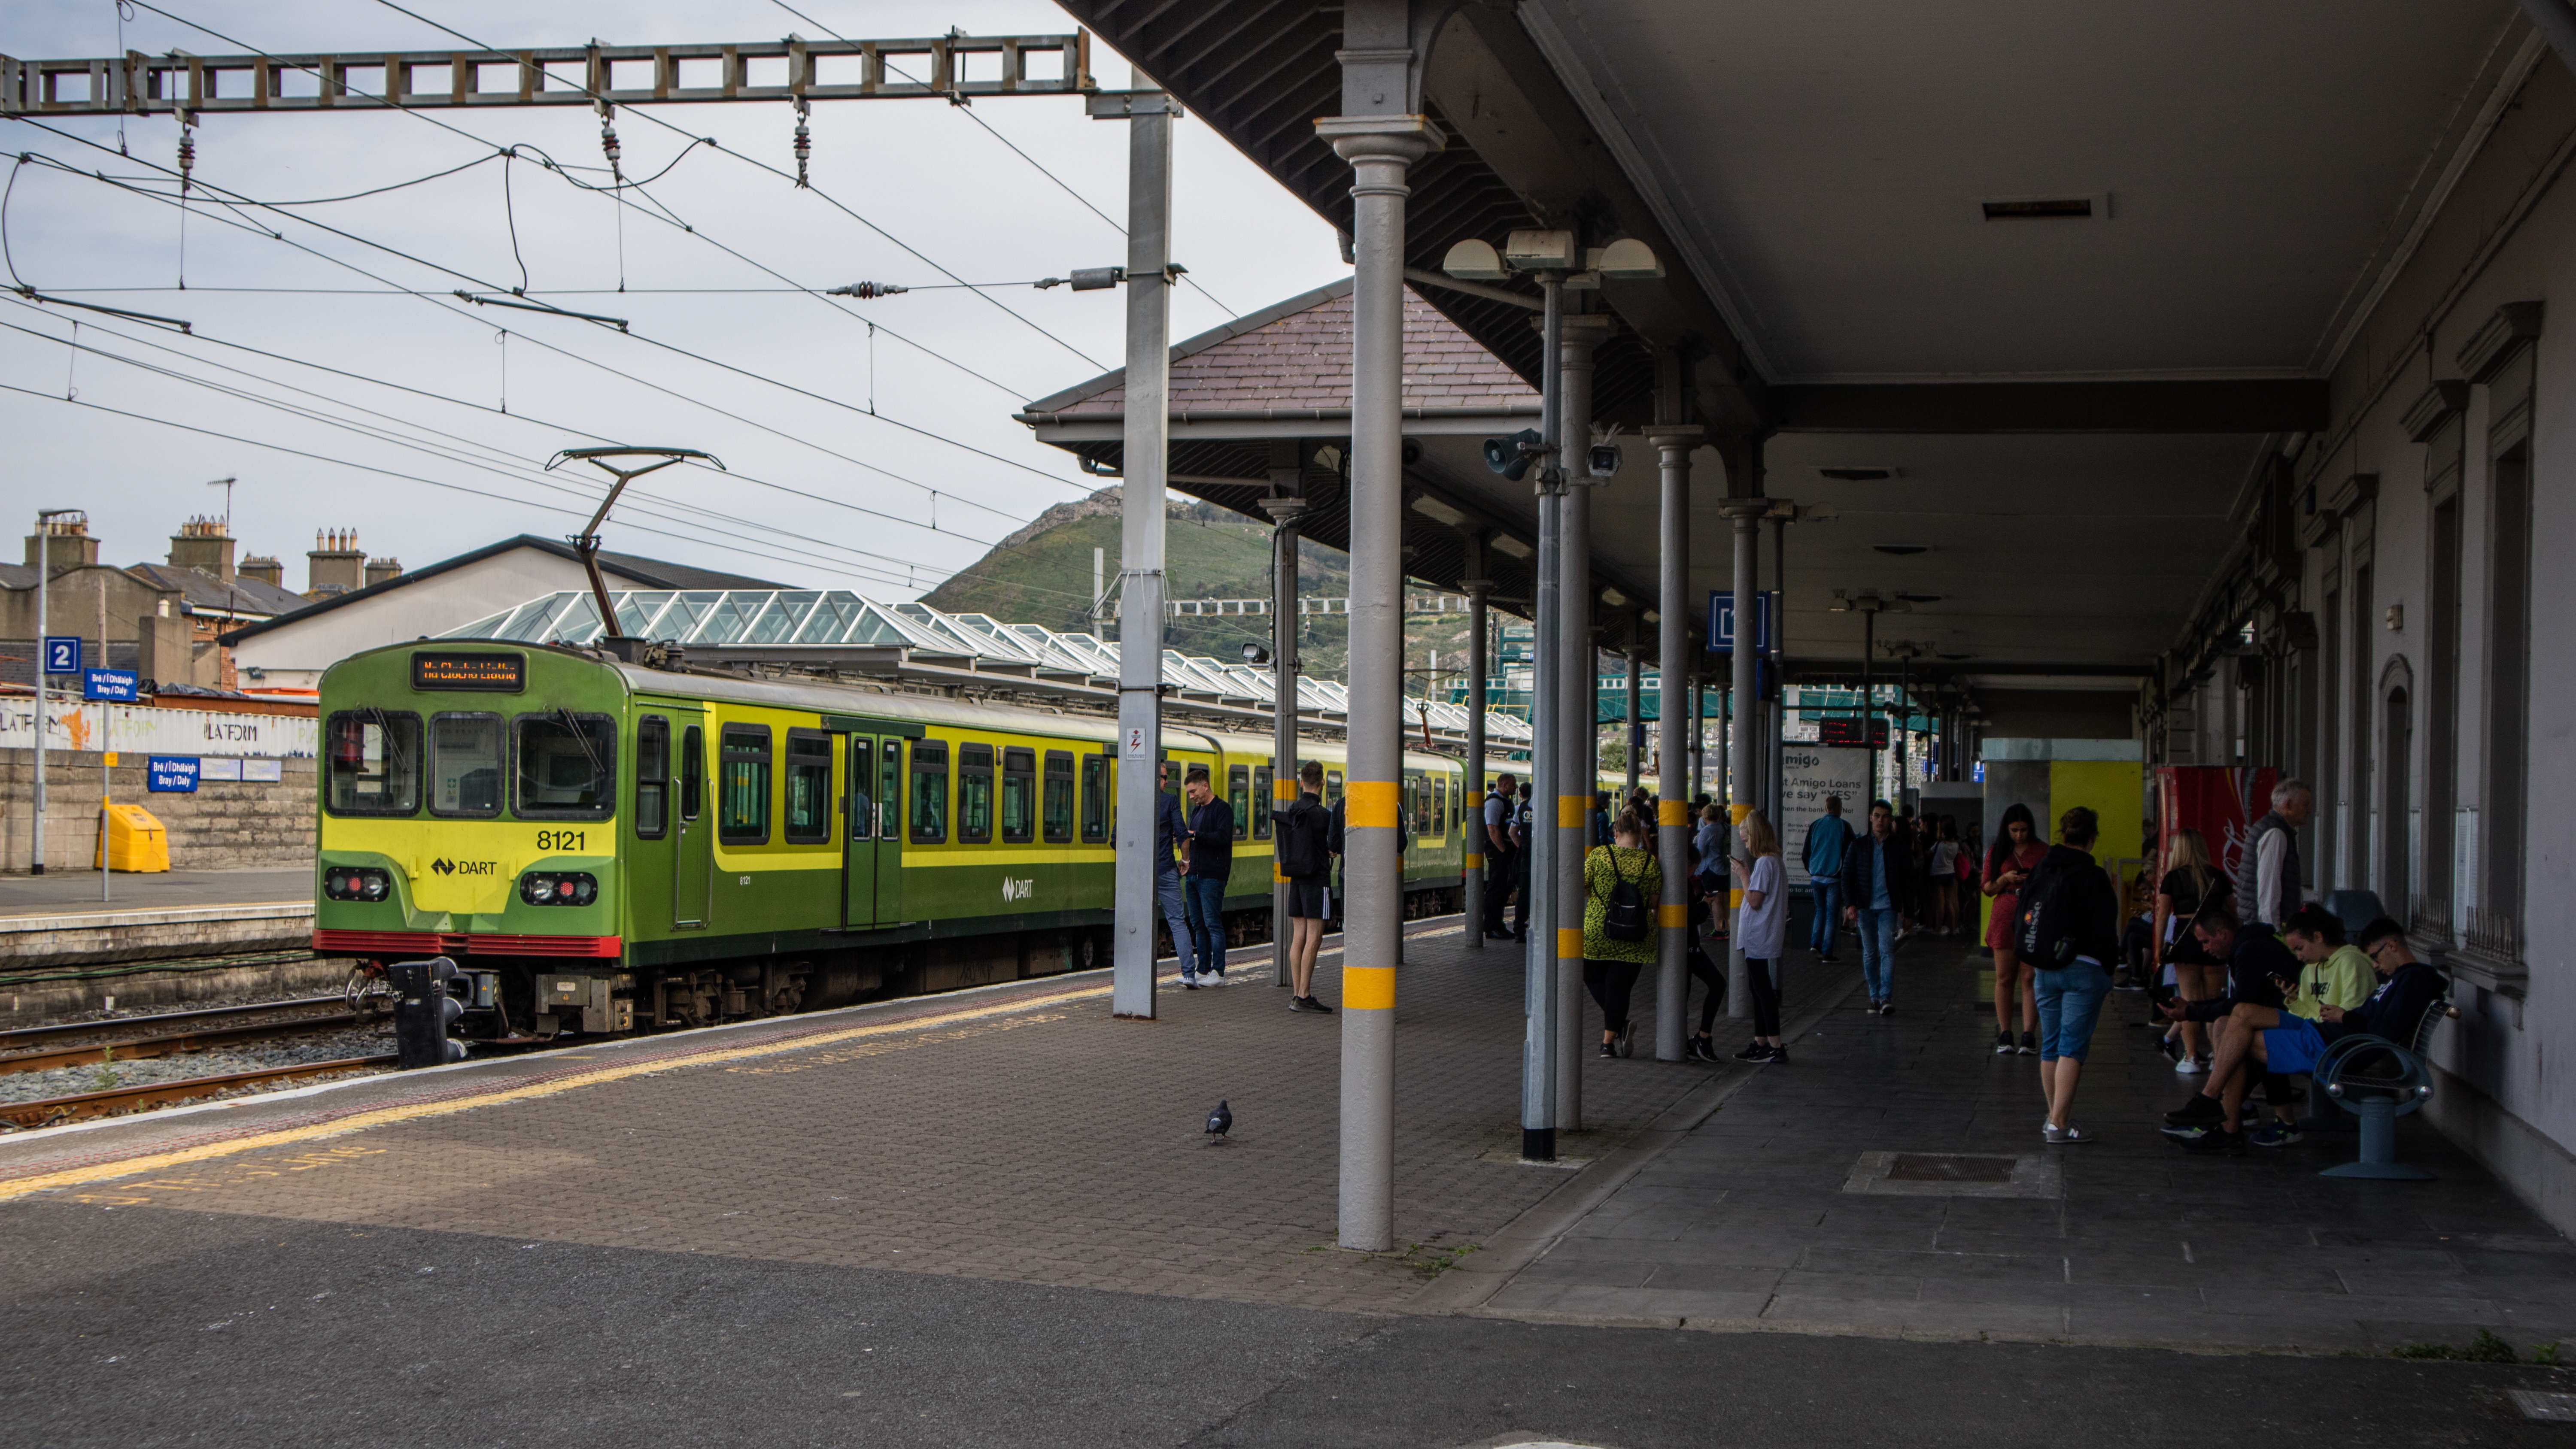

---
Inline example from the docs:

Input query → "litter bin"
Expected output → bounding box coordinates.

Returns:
[96,802,171,873]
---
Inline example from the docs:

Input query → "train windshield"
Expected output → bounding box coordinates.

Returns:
[515,711,617,819]
[325,710,420,815]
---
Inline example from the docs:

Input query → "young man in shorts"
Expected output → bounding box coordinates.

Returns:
[1274,761,1335,1013]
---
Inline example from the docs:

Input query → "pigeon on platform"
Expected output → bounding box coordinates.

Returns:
[1205,1100,1232,1142]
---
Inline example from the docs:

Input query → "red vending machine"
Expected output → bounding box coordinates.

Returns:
[2153,766,2278,885]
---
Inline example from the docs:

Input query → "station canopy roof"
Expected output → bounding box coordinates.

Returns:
[445,589,1533,749]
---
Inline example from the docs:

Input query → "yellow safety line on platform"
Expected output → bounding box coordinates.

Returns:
[0,981,1113,1204]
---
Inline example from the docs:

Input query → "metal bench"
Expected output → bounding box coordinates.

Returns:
[2313,986,2455,1181]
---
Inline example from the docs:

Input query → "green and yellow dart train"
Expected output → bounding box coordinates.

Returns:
[316,640,1517,1042]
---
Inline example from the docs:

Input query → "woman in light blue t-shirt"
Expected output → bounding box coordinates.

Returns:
[1728,809,1789,1063]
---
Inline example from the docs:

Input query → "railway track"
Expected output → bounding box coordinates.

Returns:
[0,1055,398,1130]
[0,996,364,1076]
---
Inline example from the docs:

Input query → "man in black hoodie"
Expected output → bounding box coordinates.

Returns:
[2155,894,2296,1149]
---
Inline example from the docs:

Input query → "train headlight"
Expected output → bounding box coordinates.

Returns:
[324,867,392,902]
[519,871,598,906]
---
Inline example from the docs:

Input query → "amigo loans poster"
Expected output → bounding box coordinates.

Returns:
[1782,745,1871,890]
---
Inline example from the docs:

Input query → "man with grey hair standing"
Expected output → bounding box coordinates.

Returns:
[2234,779,2314,931]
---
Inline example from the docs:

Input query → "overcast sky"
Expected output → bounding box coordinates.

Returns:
[1,0,1348,610]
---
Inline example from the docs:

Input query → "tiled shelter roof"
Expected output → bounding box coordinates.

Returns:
[1023,279,1537,418]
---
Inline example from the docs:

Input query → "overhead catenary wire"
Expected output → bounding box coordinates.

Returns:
[0,298,1127,608]
[3,130,1094,510]
[763,0,1240,318]
[348,0,1109,370]
[0,313,975,591]
[0,292,1008,546]
[67,5,1074,403]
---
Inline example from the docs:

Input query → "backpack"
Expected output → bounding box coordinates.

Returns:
[1599,847,1651,943]
[2015,856,2082,969]
[1278,799,1331,878]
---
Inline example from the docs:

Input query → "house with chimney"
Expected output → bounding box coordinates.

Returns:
[219,534,789,689]
[0,513,308,692]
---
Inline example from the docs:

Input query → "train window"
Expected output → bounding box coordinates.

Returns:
[1228,765,1251,841]
[1325,770,1342,805]
[909,740,948,844]
[680,725,703,820]
[1001,747,1036,844]
[1081,754,1109,843]
[847,738,873,840]
[958,743,994,844]
[1042,750,1074,844]
[514,712,616,821]
[323,710,420,816]
[422,712,501,818]
[784,730,833,845]
[717,725,772,844]
[1252,765,1273,839]
[635,716,669,839]
[880,740,901,841]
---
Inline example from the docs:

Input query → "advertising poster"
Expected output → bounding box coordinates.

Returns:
[2155,765,2276,884]
[1781,745,1871,890]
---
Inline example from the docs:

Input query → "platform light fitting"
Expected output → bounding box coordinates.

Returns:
[1501,229,1577,272]
[1242,643,1270,666]
[1590,238,1664,279]
[1440,238,1508,280]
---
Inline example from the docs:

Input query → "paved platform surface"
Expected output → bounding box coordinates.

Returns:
[0,868,311,917]
[1445,945,2576,1354]
[6,926,2575,1445]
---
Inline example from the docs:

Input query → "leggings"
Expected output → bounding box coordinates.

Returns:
[1688,942,1725,1034]
[1745,954,1781,1038]
[1583,959,1644,1035]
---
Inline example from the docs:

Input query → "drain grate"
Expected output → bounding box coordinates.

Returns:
[2513,1391,2576,1423]
[1886,1153,2017,1183]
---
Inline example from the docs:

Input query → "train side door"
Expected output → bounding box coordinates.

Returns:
[670,709,712,930]
[844,734,904,929]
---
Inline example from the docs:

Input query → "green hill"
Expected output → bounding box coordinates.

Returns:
[921,488,1363,673]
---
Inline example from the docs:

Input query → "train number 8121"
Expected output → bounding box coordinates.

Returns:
[535,829,589,853]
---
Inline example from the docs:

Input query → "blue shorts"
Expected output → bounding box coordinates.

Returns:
[2034,959,2112,1063]
[2263,1015,2327,1076]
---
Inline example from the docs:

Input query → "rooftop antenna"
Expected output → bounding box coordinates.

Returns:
[543,447,725,641]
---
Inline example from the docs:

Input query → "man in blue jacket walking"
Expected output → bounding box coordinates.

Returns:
[1804,795,1854,963]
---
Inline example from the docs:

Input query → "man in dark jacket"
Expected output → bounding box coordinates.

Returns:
[2155,895,2309,1150]
[1275,761,1334,1013]
[1838,800,1917,1014]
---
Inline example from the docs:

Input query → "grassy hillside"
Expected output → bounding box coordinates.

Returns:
[922,487,1475,692]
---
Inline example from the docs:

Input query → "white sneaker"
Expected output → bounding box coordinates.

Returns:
[2174,1055,2208,1076]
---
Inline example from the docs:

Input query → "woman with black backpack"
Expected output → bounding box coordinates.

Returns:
[1582,808,1664,1057]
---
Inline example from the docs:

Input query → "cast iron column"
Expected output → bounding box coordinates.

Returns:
[1648,425,1702,1061]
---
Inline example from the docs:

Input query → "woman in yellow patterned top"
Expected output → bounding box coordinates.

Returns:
[1583,808,1665,1058]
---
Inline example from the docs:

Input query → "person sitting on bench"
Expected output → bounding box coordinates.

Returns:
[2154,896,2297,1150]
[2162,913,2443,1151]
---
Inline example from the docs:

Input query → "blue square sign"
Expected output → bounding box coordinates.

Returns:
[1706,590,1774,656]
[82,668,138,702]
[43,636,81,674]
[148,756,200,792]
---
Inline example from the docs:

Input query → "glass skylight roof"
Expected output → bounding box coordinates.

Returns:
[442,590,1535,745]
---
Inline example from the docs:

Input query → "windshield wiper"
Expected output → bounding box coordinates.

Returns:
[365,706,409,775]
[554,707,610,784]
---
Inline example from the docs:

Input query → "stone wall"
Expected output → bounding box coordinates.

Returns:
[0,748,314,873]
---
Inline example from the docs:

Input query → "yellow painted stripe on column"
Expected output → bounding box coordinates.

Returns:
[1729,802,1752,823]
[1346,779,1399,827]
[1557,927,1583,958]
[1659,800,1687,827]
[1274,777,1299,801]
[1660,903,1689,927]
[1344,965,1395,1010]
[1558,795,1586,828]
[1273,863,1288,883]
[1464,851,1482,867]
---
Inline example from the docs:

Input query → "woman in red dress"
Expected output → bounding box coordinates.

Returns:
[1981,803,2046,1055]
